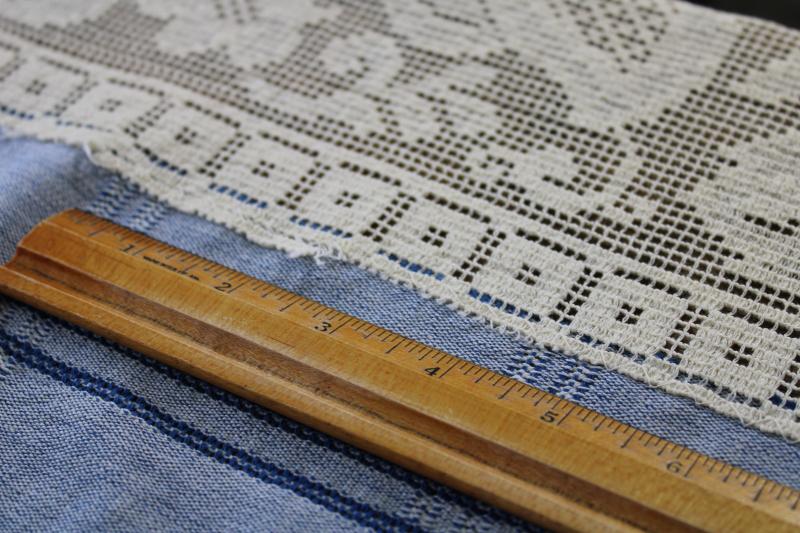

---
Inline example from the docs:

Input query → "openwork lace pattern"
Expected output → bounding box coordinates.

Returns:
[2,0,800,438]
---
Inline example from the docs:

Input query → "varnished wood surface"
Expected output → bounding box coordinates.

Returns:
[0,209,798,532]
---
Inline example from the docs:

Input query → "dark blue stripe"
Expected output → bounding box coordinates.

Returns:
[0,329,425,532]
[13,301,530,529]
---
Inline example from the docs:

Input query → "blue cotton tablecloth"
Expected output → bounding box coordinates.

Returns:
[1,136,799,531]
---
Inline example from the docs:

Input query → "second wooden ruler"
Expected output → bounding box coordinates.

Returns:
[0,209,798,531]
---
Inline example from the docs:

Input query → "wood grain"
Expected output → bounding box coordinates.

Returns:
[0,209,798,532]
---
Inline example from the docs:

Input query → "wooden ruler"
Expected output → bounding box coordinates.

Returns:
[0,209,798,532]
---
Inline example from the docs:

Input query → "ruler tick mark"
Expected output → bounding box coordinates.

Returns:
[498,383,516,400]
[753,482,766,502]
[439,361,458,379]
[682,456,699,479]
[133,244,153,257]
[279,298,299,312]
[328,317,351,335]
[227,282,247,294]
[385,340,403,355]
[556,406,575,427]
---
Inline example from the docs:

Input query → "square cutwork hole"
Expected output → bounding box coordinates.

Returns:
[421,226,448,247]
[615,302,644,325]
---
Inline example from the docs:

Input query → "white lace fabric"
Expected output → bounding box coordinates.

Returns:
[1,0,800,439]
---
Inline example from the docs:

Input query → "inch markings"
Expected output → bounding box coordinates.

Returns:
[70,211,797,497]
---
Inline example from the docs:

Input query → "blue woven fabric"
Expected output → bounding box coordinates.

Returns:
[1,136,799,531]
